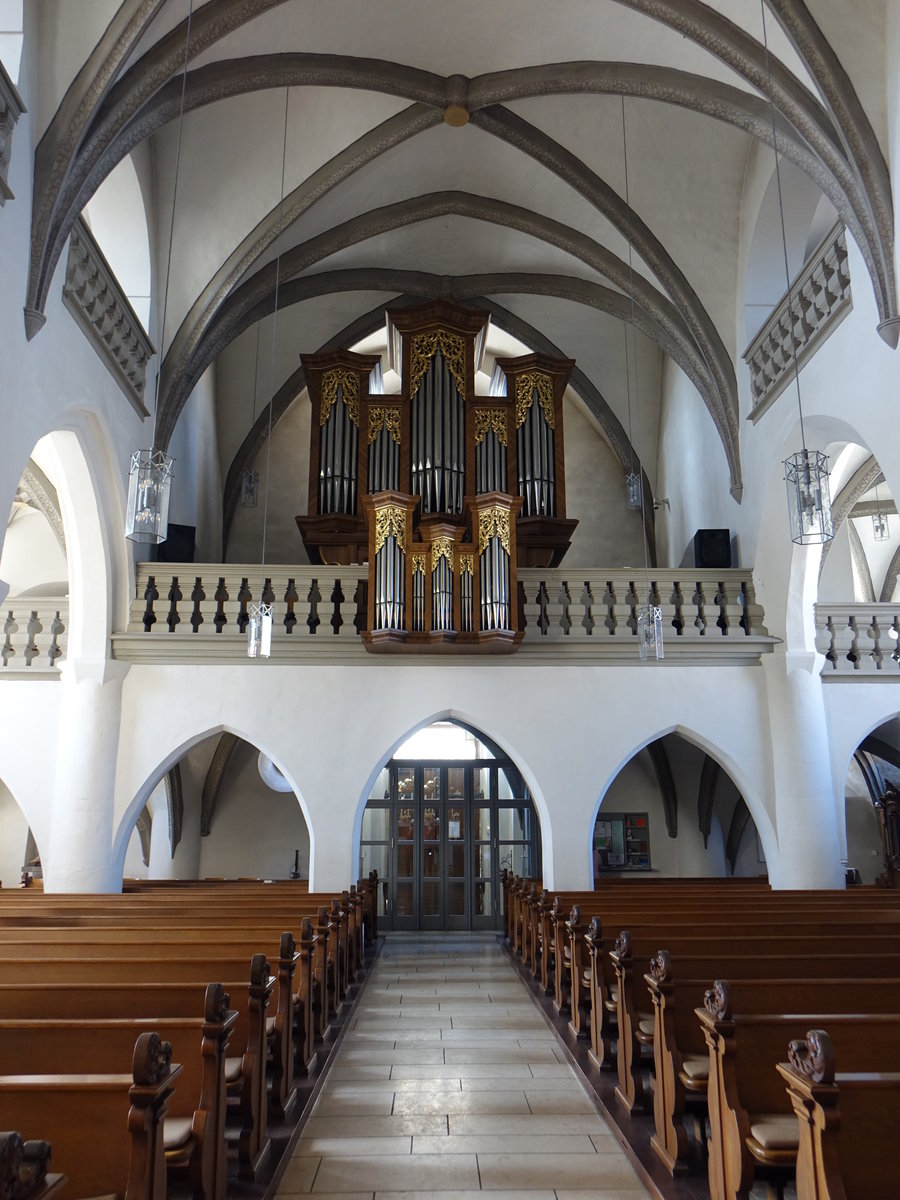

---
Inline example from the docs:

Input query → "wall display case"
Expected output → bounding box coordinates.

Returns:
[593,813,651,872]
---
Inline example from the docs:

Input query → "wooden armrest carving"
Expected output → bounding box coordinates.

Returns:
[0,1131,52,1200]
[704,978,731,1020]
[204,981,230,1023]
[649,949,671,983]
[787,1029,834,1085]
[133,1031,173,1085]
[585,916,602,947]
[614,929,631,960]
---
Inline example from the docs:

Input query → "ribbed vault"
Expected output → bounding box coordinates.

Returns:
[23,0,897,538]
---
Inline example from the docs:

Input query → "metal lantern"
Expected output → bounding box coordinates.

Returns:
[784,449,834,546]
[125,449,174,544]
[872,482,890,541]
[247,600,273,658]
[625,471,642,511]
[241,468,259,508]
[637,602,664,661]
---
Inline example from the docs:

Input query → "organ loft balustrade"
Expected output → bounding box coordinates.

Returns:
[107,564,778,665]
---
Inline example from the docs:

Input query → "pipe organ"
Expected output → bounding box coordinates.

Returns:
[296,302,577,653]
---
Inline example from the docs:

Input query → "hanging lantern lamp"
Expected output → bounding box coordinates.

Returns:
[125,449,174,544]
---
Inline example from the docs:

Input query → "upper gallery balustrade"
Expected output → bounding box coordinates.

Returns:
[101,563,776,665]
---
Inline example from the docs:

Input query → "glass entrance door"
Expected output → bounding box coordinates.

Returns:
[360,730,541,931]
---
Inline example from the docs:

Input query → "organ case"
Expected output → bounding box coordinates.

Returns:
[296,301,576,652]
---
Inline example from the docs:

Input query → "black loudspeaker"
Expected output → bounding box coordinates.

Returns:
[156,522,196,564]
[693,528,731,569]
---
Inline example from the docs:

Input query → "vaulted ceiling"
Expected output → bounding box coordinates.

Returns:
[26,0,893,521]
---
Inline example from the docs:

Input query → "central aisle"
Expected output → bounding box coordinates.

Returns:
[277,933,651,1199]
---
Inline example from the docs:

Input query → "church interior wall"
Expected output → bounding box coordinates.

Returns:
[654,354,735,570]
[3,3,900,904]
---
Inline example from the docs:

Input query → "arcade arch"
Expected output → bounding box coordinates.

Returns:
[0,775,37,888]
[359,718,542,932]
[121,731,311,885]
[594,734,766,883]
[843,713,900,886]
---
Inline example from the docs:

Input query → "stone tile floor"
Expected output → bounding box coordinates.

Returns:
[277,933,651,1199]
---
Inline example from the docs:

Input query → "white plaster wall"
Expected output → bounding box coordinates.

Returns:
[226,395,310,564]
[107,660,779,896]
[0,508,67,596]
[0,778,29,887]
[562,393,645,567]
[167,367,223,561]
[655,356,736,569]
[817,522,854,603]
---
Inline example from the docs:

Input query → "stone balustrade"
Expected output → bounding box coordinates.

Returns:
[62,217,155,415]
[111,563,777,664]
[1,598,68,674]
[815,603,900,675]
[744,220,851,421]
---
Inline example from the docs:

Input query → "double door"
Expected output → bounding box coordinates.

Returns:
[361,760,540,931]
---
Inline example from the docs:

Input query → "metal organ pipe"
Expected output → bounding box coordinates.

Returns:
[411,352,465,514]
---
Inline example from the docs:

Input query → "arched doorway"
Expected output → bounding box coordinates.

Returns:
[361,720,541,931]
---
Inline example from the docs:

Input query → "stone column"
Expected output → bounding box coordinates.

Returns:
[763,649,844,888]
[44,660,130,892]
[147,783,177,880]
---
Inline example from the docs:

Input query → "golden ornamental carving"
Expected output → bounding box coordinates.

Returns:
[408,329,467,397]
[368,406,401,444]
[431,537,454,565]
[320,368,360,427]
[515,372,555,429]
[474,409,508,446]
[478,508,511,555]
[411,553,426,575]
[459,554,474,576]
[373,505,408,555]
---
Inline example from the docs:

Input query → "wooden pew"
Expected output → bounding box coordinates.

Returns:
[777,1028,900,1200]
[611,932,900,1117]
[0,929,305,1103]
[0,1131,65,1200]
[0,983,236,1200]
[696,993,900,1200]
[645,962,900,1177]
[0,952,274,1181]
[0,1031,179,1200]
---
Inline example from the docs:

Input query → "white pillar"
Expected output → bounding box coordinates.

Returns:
[147,783,177,879]
[44,660,130,892]
[764,650,844,888]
